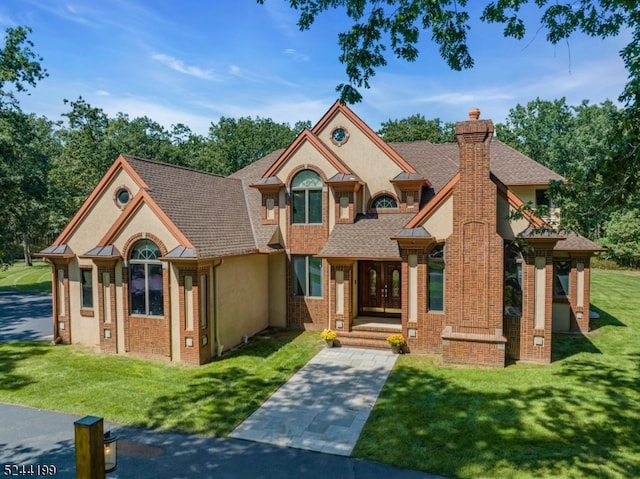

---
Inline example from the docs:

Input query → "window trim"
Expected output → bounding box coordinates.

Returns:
[129,240,164,317]
[291,170,323,224]
[553,259,571,298]
[371,194,399,211]
[80,267,94,316]
[504,243,523,318]
[292,255,323,298]
[427,244,445,313]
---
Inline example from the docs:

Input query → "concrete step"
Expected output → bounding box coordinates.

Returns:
[336,329,392,350]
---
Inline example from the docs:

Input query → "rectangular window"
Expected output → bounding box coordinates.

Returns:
[554,260,571,297]
[536,189,550,207]
[308,190,322,223]
[148,264,164,316]
[130,264,146,315]
[427,261,445,312]
[80,268,93,309]
[292,256,323,297]
[292,190,306,224]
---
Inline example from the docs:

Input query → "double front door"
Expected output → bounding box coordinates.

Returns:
[359,261,402,316]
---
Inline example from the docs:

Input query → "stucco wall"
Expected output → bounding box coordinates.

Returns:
[317,112,404,205]
[268,253,287,327]
[217,254,270,351]
[421,195,454,240]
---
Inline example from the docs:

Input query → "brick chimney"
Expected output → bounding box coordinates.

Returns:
[442,108,507,367]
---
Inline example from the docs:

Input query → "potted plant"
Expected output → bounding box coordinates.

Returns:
[386,334,405,354]
[320,328,337,348]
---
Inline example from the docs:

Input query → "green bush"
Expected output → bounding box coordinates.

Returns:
[599,209,640,268]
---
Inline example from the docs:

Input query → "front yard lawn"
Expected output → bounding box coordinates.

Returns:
[353,269,640,478]
[0,260,51,293]
[0,330,321,436]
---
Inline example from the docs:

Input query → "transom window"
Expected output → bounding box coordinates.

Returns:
[129,240,164,316]
[372,194,398,210]
[428,244,445,312]
[291,170,323,224]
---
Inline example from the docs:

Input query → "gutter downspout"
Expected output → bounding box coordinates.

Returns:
[212,259,223,357]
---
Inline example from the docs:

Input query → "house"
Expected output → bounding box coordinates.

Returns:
[38,101,603,367]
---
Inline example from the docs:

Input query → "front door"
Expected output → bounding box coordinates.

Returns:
[359,261,402,316]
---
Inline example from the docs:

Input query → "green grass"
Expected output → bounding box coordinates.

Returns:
[0,331,322,436]
[353,269,640,478]
[0,260,52,293]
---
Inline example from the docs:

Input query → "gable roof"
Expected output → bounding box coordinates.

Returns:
[312,100,418,174]
[389,139,565,194]
[122,156,258,258]
[261,129,351,179]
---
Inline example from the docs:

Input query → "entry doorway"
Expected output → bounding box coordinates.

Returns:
[359,261,402,317]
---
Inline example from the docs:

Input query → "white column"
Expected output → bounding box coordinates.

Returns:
[408,254,418,322]
[534,257,546,330]
[335,270,344,315]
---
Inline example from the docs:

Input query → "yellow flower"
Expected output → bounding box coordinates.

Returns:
[321,329,337,341]
[386,334,405,347]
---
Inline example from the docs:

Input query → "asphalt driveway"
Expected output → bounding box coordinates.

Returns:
[0,291,53,342]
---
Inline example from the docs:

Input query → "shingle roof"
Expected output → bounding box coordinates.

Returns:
[389,139,564,193]
[554,232,606,252]
[229,149,284,250]
[123,155,258,258]
[318,213,415,259]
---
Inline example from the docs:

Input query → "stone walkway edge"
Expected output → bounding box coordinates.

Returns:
[230,347,398,456]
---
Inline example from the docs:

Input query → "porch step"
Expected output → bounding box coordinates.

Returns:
[336,329,392,350]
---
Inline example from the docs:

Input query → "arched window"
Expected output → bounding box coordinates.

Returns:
[428,244,445,312]
[129,239,164,316]
[504,243,523,317]
[291,170,322,224]
[372,194,398,210]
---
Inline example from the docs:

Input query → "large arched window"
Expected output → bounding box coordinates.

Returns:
[504,243,523,317]
[291,170,322,224]
[428,244,445,312]
[129,240,164,316]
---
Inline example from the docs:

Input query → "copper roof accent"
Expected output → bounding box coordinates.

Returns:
[38,244,74,257]
[122,155,258,258]
[318,213,415,259]
[164,246,197,259]
[81,245,122,259]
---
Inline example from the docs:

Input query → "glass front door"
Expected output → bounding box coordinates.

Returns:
[359,261,402,316]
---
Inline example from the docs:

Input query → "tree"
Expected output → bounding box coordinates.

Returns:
[266,1,639,106]
[497,98,622,239]
[378,114,455,143]
[600,209,640,268]
[203,116,308,175]
[265,1,640,211]
[0,26,48,265]
[0,26,47,109]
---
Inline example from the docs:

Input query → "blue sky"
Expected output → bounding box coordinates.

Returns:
[0,0,630,135]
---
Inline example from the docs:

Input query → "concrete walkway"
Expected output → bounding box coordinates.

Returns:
[230,347,397,456]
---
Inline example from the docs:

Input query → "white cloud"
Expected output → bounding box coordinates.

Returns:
[96,90,110,96]
[283,48,310,62]
[152,53,220,81]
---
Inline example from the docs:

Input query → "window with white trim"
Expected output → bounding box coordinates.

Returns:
[291,170,322,224]
[129,240,164,316]
[292,256,323,297]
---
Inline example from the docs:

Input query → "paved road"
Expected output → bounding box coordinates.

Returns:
[0,403,444,479]
[0,291,52,343]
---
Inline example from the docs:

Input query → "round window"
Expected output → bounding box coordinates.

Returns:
[331,126,349,146]
[115,188,131,208]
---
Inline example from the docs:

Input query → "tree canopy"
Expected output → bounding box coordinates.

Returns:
[378,114,455,143]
